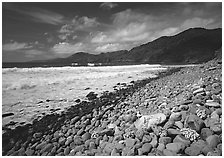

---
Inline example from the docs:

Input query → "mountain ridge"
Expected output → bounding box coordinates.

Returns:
[3,27,222,68]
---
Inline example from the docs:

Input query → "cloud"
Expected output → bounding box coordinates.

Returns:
[3,42,32,51]
[4,4,64,25]
[91,9,163,46]
[181,17,214,29]
[24,49,45,58]
[95,43,125,52]
[51,42,86,56]
[58,16,100,41]
[100,2,118,10]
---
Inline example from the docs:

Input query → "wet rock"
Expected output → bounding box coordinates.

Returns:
[166,142,186,153]
[141,143,152,154]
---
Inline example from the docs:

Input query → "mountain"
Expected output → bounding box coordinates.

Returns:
[3,28,222,68]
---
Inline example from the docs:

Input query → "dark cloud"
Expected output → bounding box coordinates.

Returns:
[100,2,118,10]
[2,2,222,61]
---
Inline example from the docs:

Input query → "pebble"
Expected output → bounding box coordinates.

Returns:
[166,142,186,153]
[65,136,73,146]
[206,135,220,149]
[58,137,66,145]
[159,137,172,145]
[200,128,213,140]
[82,132,91,141]
[173,135,191,147]
[141,143,152,154]
[205,101,220,107]
[170,112,182,121]
[125,138,136,148]
[163,149,177,156]
[193,88,204,95]
[40,143,53,154]
[184,114,204,132]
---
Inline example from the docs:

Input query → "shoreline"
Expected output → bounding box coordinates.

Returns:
[2,59,222,156]
[2,66,181,155]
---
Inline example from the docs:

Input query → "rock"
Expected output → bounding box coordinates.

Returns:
[89,142,96,150]
[207,150,222,156]
[185,145,201,156]
[174,121,184,129]
[135,129,144,141]
[167,128,181,136]
[157,143,165,151]
[111,148,120,156]
[159,137,172,145]
[127,147,138,156]
[40,143,53,154]
[65,136,73,146]
[125,138,136,148]
[142,134,152,143]
[179,105,189,111]
[166,142,186,153]
[200,128,213,140]
[206,135,220,149]
[35,141,47,150]
[71,116,80,124]
[173,135,191,147]
[71,145,85,153]
[205,101,220,107]
[64,147,70,155]
[73,136,83,146]
[82,132,91,141]
[193,88,204,95]
[58,137,66,145]
[170,112,182,122]
[201,145,213,155]
[163,120,175,129]
[141,143,152,154]
[25,148,34,156]
[210,123,222,133]
[77,128,84,136]
[163,149,177,156]
[193,99,203,104]
[134,113,166,130]
[149,133,158,148]
[103,143,116,154]
[33,132,42,138]
[184,114,204,132]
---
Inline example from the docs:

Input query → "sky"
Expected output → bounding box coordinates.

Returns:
[2,2,222,62]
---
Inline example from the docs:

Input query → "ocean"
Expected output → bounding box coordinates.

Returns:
[2,64,167,129]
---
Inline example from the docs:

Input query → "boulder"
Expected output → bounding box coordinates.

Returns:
[184,114,204,132]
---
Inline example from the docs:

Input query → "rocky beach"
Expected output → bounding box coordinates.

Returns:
[2,57,222,156]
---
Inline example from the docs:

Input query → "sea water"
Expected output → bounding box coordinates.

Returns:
[2,64,167,128]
